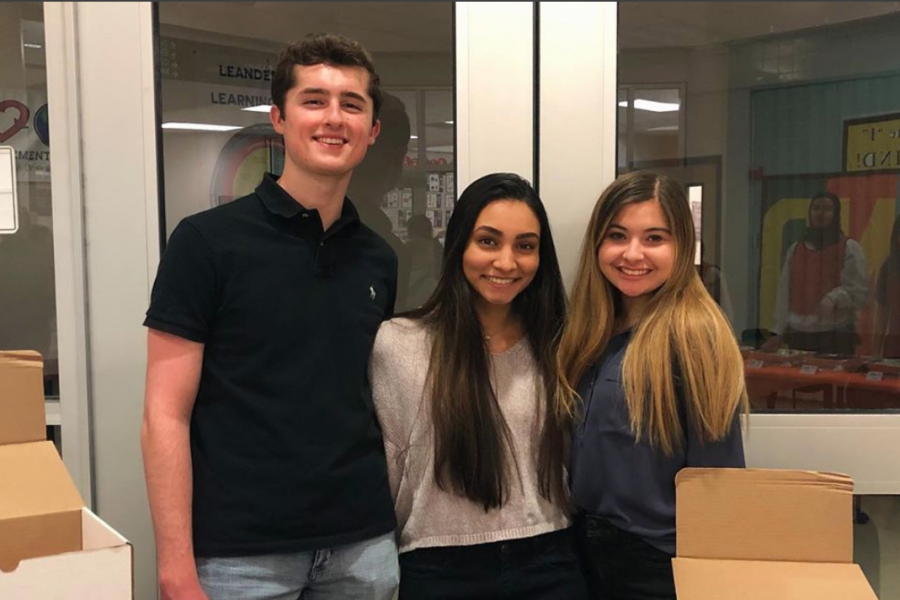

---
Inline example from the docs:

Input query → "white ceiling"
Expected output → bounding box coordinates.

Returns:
[619,2,900,49]
[159,2,900,55]
[158,2,453,53]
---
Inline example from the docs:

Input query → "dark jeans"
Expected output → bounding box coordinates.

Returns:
[574,513,676,600]
[398,527,589,600]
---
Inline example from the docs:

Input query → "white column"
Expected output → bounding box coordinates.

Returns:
[67,2,160,599]
[538,2,617,288]
[455,2,535,193]
[44,1,93,507]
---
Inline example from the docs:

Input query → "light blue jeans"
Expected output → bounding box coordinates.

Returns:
[196,532,398,600]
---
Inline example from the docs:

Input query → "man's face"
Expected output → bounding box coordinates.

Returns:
[270,64,380,180]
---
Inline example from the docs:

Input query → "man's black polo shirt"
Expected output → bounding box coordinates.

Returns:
[144,173,398,557]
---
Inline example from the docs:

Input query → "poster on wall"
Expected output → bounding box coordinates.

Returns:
[843,113,900,173]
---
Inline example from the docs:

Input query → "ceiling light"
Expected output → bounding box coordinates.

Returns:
[162,122,242,132]
[410,135,418,140]
[444,120,454,125]
[23,43,42,49]
[241,105,272,113]
[618,99,680,113]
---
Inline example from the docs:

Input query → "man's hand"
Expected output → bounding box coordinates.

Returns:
[159,576,209,600]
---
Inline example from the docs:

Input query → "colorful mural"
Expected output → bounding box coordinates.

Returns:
[759,173,900,352]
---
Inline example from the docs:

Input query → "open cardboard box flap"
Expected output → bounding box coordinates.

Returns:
[0,350,46,446]
[0,351,85,573]
[0,350,132,597]
[673,468,877,600]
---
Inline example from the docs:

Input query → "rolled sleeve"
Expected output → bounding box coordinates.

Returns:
[144,220,217,343]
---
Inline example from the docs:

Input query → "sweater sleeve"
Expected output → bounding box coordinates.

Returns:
[370,321,406,446]
[772,243,797,335]
[823,238,869,315]
[369,320,413,518]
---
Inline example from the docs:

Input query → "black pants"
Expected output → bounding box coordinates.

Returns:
[398,528,589,600]
[574,513,676,600]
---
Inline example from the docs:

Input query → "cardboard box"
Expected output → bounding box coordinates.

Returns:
[0,350,133,598]
[674,467,877,600]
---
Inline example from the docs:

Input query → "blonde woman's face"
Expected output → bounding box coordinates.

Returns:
[597,199,675,302]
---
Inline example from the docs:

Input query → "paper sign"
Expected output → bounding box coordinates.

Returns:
[0,146,18,234]
[844,113,900,172]
[866,371,884,382]
[745,360,764,369]
[800,364,818,375]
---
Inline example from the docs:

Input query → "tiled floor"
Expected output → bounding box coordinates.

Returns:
[855,496,900,599]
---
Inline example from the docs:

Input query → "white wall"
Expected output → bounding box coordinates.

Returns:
[455,2,534,190]
[539,2,617,287]
[72,3,160,599]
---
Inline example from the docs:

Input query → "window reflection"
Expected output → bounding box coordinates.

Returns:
[157,2,454,312]
[0,3,58,397]
[618,3,900,411]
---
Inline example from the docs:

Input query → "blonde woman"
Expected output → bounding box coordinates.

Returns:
[558,171,748,600]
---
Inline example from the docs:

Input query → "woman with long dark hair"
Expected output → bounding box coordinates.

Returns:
[370,173,587,599]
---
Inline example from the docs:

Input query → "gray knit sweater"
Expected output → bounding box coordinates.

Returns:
[369,317,571,554]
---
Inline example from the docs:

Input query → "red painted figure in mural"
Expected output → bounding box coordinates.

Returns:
[765,192,869,355]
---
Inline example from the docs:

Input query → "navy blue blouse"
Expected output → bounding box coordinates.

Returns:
[570,329,745,554]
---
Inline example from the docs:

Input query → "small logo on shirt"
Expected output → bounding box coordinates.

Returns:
[369,285,376,301]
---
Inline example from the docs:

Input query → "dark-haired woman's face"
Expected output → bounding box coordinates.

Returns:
[462,200,540,309]
[809,197,836,229]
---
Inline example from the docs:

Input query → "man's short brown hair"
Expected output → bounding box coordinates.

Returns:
[272,33,383,124]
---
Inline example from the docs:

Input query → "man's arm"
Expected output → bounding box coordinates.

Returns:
[141,329,208,600]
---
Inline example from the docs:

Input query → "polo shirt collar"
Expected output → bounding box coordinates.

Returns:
[256,173,361,232]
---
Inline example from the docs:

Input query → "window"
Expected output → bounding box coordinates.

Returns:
[0,3,59,412]
[156,2,455,312]
[619,3,900,414]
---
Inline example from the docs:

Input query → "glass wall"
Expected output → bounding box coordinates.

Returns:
[0,3,59,419]
[618,2,900,414]
[156,1,454,311]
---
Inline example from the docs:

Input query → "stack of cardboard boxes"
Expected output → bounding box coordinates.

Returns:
[0,350,132,598]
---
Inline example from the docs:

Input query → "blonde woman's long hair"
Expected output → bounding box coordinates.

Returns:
[558,171,748,454]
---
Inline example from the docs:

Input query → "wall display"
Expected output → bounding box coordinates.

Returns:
[757,172,900,354]
[844,113,900,173]
[0,91,49,184]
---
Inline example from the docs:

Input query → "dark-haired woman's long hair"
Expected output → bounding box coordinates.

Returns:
[403,172,570,511]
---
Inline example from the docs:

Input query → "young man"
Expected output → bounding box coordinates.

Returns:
[141,34,399,600]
